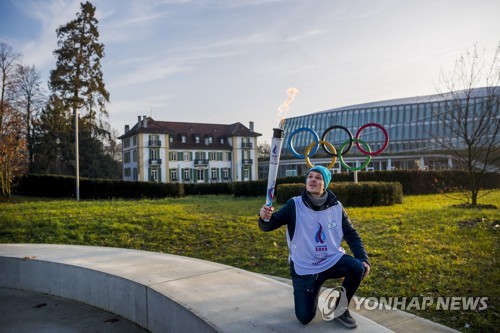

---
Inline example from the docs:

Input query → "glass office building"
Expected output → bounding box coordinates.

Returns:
[259,87,499,178]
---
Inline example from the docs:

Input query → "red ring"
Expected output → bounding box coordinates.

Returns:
[355,123,389,156]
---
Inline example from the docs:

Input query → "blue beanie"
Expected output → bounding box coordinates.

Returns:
[307,165,332,189]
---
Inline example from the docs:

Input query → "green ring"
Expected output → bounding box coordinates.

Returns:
[338,138,372,171]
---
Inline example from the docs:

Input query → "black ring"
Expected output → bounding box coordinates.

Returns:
[321,125,353,157]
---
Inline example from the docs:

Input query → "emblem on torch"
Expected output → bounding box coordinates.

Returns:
[265,128,284,207]
[264,88,299,221]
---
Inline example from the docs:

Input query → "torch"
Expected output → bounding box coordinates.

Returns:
[264,88,299,220]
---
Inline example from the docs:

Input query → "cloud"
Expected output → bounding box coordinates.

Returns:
[284,28,330,43]
[110,60,191,87]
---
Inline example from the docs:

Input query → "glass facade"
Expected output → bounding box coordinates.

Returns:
[259,87,499,178]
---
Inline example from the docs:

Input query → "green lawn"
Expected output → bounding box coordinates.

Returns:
[1,191,499,333]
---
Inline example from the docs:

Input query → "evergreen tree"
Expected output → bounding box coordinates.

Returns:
[78,126,121,179]
[32,95,73,175]
[37,1,120,180]
[49,1,110,137]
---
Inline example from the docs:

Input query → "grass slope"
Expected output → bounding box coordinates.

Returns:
[1,191,498,332]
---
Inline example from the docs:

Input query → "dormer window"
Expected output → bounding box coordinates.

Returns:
[220,138,224,144]
[181,135,186,143]
[195,136,200,143]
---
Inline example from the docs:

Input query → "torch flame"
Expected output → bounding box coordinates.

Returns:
[277,87,299,129]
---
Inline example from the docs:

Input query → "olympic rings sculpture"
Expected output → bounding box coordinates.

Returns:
[287,123,389,171]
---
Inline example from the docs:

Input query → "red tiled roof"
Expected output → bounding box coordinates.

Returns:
[119,118,261,150]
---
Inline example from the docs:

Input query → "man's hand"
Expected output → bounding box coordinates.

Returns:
[260,205,274,221]
[362,261,370,279]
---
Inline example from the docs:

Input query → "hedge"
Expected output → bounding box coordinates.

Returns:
[273,170,499,195]
[276,182,403,207]
[11,170,499,200]
[184,182,233,196]
[14,174,184,199]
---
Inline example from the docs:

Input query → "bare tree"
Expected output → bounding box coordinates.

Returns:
[0,43,22,141]
[14,64,46,172]
[434,43,500,206]
[258,141,271,159]
[1,43,26,198]
[0,104,27,197]
[103,127,121,161]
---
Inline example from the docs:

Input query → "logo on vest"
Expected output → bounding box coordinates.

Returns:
[315,223,326,244]
[314,223,328,264]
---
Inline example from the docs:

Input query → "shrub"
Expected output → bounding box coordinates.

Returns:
[14,174,184,199]
[184,182,233,195]
[233,180,267,197]
[276,181,403,207]
[276,170,499,195]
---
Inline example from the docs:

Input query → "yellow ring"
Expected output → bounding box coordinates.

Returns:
[305,140,337,169]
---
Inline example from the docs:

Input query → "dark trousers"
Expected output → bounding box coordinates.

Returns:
[290,254,365,325]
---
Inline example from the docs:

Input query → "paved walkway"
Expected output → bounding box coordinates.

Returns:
[0,244,460,333]
[0,288,148,333]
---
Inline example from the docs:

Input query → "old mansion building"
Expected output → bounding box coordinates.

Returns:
[119,116,261,183]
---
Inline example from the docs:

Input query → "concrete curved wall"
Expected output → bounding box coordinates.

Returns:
[0,244,221,332]
[0,244,396,333]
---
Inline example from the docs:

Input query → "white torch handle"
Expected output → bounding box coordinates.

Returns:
[264,128,284,221]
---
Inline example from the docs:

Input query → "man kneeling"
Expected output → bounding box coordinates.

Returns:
[258,166,370,328]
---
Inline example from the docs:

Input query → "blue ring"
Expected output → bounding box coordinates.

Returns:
[288,127,320,159]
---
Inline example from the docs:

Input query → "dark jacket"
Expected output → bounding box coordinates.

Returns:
[259,189,370,266]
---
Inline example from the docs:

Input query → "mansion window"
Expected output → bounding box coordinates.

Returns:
[241,137,252,148]
[150,149,159,161]
[197,169,204,182]
[242,150,250,159]
[150,169,159,182]
[149,134,160,146]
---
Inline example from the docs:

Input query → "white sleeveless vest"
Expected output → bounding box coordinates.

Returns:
[287,196,346,275]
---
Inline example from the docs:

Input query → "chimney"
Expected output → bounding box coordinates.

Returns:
[249,121,254,132]
[125,125,129,133]
[137,116,142,128]
[143,115,147,128]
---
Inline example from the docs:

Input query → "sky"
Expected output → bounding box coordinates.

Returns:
[1,0,499,142]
